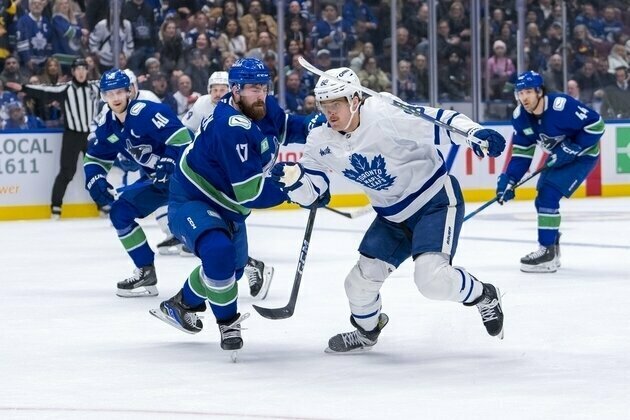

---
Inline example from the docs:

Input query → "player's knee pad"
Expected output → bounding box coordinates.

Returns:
[414,252,460,301]
[109,199,138,230]
[535,186,563,213]
[196,229,235,281]
[344,255,393,305]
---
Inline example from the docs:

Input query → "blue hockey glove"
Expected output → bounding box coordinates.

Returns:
[86,174,114,207]
[496,173,516,204]
[154,157,176,185]
[547,142,581,168]
[307,112,327,132]
[467,128,506,158]
[270,162,304,191]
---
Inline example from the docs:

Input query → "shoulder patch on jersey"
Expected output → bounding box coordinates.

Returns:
[552,97,566,111]
[512,105,522,119]
[229,115,252,130]
[129,102,146,116]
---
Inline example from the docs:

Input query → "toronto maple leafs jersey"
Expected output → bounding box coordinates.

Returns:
[289,96,482,223]
[507,93,604,181]
[16,13,52,66]
[181,94,216,132]
[84,99,193,181]
[173,98,284,222]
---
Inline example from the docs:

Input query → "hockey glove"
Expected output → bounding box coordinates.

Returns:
[86,174,114,207]
[496,173,516,204]
[270,162,304,191]
[154,157,176,185]
[467,128,506,158]
[547,142,581,168]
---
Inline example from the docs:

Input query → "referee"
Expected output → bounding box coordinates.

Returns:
[8,58,100,219]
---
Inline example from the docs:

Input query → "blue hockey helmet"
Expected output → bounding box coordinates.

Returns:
[99,69,131,93]
[228,58,271,90]
[514,70,544,92]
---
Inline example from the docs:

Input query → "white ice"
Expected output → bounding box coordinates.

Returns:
[1,197,629,420]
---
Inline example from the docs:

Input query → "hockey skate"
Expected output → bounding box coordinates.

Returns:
[520,244,559,273]
[149,291,205,334]
[180,244,195,257]
[325,313,389,354]
[554,232,562,268]
[51,206,61,220]
[156,236,183,256]
[116,264,158,297]
[244,257,274,299]
[464,283,504,339]
[218,312,250,362]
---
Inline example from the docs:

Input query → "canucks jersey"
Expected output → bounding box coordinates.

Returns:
[84,99,193,180]
[507,93,604,181]
[174,98,283,222]
[289,96,482,223]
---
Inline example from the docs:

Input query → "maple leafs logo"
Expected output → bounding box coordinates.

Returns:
[342,153,396,191]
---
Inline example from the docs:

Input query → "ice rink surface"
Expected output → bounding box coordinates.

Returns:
[1,197,629,420]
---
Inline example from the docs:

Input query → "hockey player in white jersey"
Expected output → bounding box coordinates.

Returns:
[270,67,507,353]
[181,71,230,132]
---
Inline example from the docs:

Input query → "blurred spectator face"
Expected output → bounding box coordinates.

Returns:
[573,25,587,40]
[248,1,262,17]
[364,57,378,73]
[582,61,594,76]
[396,27,409,45]
[615,68,628,84]
[526,23,540,37]
[29,76,41,84]
[46,59,60,77]
[500,23,512,38]
[151,76,168,95]
[567,80,579,98]
[548,54,562,70]
[178,75,193,95]
[191,50,205,68]
[286,72,300,92]
[323,4,338,21]
[4,57,19,73]
[9,104,25,123]
[595,58,608,73]
[414,54,427,70]
[583,4,596,19]
[398,60,411,77]
[223,1,237,17]
[29,0,45,16]
[418,4,429,21]
[437,21,450,37]
[225,19,239,36]
[223,54,237,70]
[164,21,177,39]
[448,52,461,65]
[56,0,71,15]
[493,43,507,56]
[146,60,160,75]
[303,95,316,113]
[492,9,504,23]
[258,32,272,48]
[363,42,374,57]
[603,7,615,22]
[526,10,538,24]
[196,33,209,49]
[317,52,331,68]
[289,1,300,15]
[292,54,301,69]
[119,53,128,69]
[263,52,276,70]
[194,12,208,29]
[288,40,301,56]
[289,19,301,33]
[449,2,464,19]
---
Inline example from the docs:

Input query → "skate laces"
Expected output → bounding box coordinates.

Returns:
[220,313,251,337]
[121,267,143,284]
[341,330,374,348]
[525,246,548,259]
[478,297,499,323]
[245,264,262,287]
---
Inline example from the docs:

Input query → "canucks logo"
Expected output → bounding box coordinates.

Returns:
[538,133,565,152]
[126,138,153,165]
[343,153,396,191]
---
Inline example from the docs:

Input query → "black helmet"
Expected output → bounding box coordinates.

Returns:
[71,58,88,69]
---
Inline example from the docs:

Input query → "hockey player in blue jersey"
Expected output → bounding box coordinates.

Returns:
[84,69,193,297]
[150,58,301,354]
[270,67,507,353]
[496,71,604,273]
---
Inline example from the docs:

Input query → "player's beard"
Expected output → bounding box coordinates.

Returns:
[239,98,266,121]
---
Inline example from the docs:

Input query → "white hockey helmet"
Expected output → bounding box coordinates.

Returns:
[207,71,229,90]
[314,67,362,104]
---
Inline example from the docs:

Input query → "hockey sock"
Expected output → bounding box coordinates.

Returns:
[181,267,207,308]
[535,187,562,247]
[117,224,154,267]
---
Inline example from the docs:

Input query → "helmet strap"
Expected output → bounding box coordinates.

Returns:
[341,95,360,132]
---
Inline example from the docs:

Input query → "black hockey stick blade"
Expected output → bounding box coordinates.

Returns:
[253,206,318,320]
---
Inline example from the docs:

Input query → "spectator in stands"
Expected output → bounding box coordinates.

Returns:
[573,60,601,105]
[286,1,309,48]
[89,15,134,72]
[567,79,581,101]
[51,0,88,59]
[185,48,212,94]
[185,11,215,47]
[215,0,240,31]
[343,0,378,45]
[246,30,276,62]
[150,72,177,113]
[439,50,468,101]
[608,43,629,73]
[284,39,302,66]
[85,54,101,81]
[172,73,199,118]
[349,41,374,73]
[396,59,416,102]
[0,56,28,85]
[412,53,429,102]
[407,2,429,49]
[167,0,200,25]
[284,70,305,114]
[0,79,18,120]
[486,39,515,100]
[0,0,18,68]
[122,0,158,74]
[301,94,316,115]
[543,54,564,92]
[493,22,517,62]
[286,17,307,53]
[436,19,463,65]
[600,67,630,118]
[17,0,53,74]
[358,56,391,92]
[189,32,220,67]
[216,18,247,58]
[601,6,624,43]
[289,54,316,95]
[396,26,416,63]
[311,2,356,67]
[447,1,470,51]
[240,0,277,50]
[2,101,45,130]
[594,57,616,87]
[85,0,109,31]
[574,2,605,40]
[570,24,597,72]
[545,22,564,55]
[316,48,333,72]
[39,57,63,85]
[156,19,186,76]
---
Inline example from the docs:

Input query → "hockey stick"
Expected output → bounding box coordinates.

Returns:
[324,205,373,219]
[463,166,546,222]
[253,206,318,320]
[297,56,488,148]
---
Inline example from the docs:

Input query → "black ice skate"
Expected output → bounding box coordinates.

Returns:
[180,244,195,257]
[244,257,274,299]
[464,283,504,339]
[218,312,250,358]
[325,313,389,354]
[116,264,158,297]
[157,236,183,256]
[520,244,559,273]
[149,291,205,334]
[51,206,61,220]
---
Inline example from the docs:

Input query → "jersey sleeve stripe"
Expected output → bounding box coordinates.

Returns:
[511,144,536,158]
[83,154,114,171]
[433,109,444,145]
[232,174,264,203]
[165,127,193,146]
[445,111,460,143]
[583,117,605,135]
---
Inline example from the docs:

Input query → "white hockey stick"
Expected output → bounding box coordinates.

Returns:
[297,56,488,149]
[324,205,373,219]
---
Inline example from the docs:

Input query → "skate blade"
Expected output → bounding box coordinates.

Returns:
[179,249,196,258]
[255,266,274,300]
[148,308,199,334]
[520,262,557,273]
[230,350,239,363]
[324,345,374,355]
[116,285,159,298]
